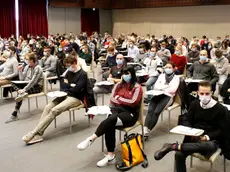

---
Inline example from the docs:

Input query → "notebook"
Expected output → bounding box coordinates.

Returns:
[170,125,204,136]
[11,81,30,84]
[47,91,67,98]
[145,90,164,96]
[95,81,114,86]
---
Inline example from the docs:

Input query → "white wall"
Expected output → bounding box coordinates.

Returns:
[48,7,81,35]
[112,5,230,39]
[99,10,112,35]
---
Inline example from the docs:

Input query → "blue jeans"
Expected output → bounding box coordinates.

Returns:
[146,76,158,101]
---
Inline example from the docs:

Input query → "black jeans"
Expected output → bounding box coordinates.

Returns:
[145,94,172,130]
[175,141,218,172]
[95,107,137,152]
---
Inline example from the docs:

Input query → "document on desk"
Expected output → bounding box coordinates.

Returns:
[170,125,204,136]
[11,80,30,84]
[47,91,67,98]
[145,90,164,96]
[87,106,112,116]
[95,81,114,86]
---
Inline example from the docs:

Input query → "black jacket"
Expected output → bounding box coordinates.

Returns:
[63,69,87,101]
[220,77,230,104]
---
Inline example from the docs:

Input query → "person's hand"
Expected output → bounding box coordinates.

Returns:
[200,136,207,141]
[227,88,230,92]
[18,65,23,72]
[0,76,6,80]
[115,95,120,100]
[18,89,25,94]
[64,79,68,84]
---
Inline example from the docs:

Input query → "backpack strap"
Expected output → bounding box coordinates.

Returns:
[135,135,148,168]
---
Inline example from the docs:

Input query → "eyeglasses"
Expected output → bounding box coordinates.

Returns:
[199,92,211,96]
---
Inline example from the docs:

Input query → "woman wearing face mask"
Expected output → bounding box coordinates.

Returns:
[211,49,228,102]
[77,66,143,167]
[170,45,187,75]
[143,61,180,138]
[220,40,230,57]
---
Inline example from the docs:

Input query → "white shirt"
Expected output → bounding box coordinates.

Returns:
[154,74,180,97]
[128,45,139,59]
[144,56,163,75]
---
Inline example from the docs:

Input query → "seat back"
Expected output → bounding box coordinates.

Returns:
[137,96,144,125]
[90,56,95,71]
[174,92,182,105]
[42,73,47,94]
[183,65,187,78]
[227,65,230,75]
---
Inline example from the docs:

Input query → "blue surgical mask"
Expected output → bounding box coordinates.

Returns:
[161,47,165,51]
[150,52,155,57]
[208,46,212,49]
[175,51,180,55]
[116,59,123,65]
[25,60,29,65]
[122,74,131,83]
[200,56,206,61]
[68,66,74,72]
[108,53,113,57]
[215,57,221,62]
[165,68,173,75]
[58,48,63,51]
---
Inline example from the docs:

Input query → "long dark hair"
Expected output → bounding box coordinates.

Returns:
[120,66,137,90]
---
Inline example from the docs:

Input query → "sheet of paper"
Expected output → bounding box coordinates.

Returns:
[145,90,164,96]
[87,106,112,116]
[95,81,114,86]
[185,78,203,83]
[47,91,67,98]
[170,125,204,136]
[11,80,30,84]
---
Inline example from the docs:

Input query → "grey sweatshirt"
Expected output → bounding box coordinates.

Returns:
[186,51,200,63]
[211,57,229,76]
[0,56,18,79]
[40,55,57,72]
[157,49,171,66]
[19,64,43,91]
[188,61,219,84]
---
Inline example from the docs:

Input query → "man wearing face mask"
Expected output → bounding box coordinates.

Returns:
[79,44,92,65]
[35,42,44,60]
[136,45,148,63]
[0,46,19,87]
[5,53,43,123]
[187,44,201,63]
[127,40,139,61]
[93,54,126,103]
[188,50,219,93]
[40,47,57,77]
[144,47,163,103]
[157,42,171,66]
[154,81,227,172]
[211,50,228,102]
[22,55,88,145]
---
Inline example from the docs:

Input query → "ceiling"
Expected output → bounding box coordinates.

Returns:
[49,0,230,9]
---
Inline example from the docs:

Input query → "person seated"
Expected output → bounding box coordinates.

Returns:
[220,77,230,104]
[77,66,143,167]
[127,40,139,61]
[144,47,163,103]
[220,40,230,58]
[177,39,188,56]
[5,53,43,123]
[210,49,228,102]
[22,55,88,145]
[156,42,171,66]
[170,45,187,75]
[102,47,117,68]
[56,47,67,90]
[187,43,200,63]
[35,42,44,60]
[136,45,148,63]
[187,50,219,92]
[93,54,126,101]
[0,46,19,87]
[79,44,92,65]
[64,38,73,53]
[40,47,57,77]
[210,42,221,60]
[143,62,180,137]
[154,81,227,172]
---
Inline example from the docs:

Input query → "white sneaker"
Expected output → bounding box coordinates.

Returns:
[97,154,116,167]
[77,137,93,151]
[140,127,150,137]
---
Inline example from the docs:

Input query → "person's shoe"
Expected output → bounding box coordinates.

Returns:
[27,135,43,145]
[15,92,28,102]
[154,143,173,160]
[77,137,94,151]
[97,154,116,167]
[5,113,19,124]
[139,127,150,139]
[22,131,36,143]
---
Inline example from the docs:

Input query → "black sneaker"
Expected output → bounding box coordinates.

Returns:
[154,143,173,160]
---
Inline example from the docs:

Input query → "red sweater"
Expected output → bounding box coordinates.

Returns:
[170,54,187,73]
[111,82,143,108]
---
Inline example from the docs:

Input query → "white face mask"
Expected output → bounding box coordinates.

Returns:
[5,51,11,58]
[199,95,211,105]
[43,52,48,57]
